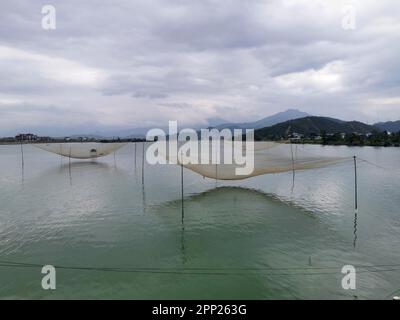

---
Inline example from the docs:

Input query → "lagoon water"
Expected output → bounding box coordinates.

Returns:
[0,143,399,299]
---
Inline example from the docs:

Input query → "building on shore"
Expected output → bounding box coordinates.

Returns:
[15,133,38,141]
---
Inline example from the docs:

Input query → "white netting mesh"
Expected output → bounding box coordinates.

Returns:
[34,142,127,159]
[158,141,349,180]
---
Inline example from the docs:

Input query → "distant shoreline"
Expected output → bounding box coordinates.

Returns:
[0,139,145,145]
[0,140,398,148]
[0,141,144,146]
[287,140,399,148]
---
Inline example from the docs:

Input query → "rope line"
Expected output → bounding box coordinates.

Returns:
[2,260,400,299]
[1,260,400,276]
[357,157,400,173]
[383,286,400,300]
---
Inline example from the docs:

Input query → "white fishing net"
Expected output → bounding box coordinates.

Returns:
[35,141,349,180]
[158,141,349,180]
[34,142,127,159]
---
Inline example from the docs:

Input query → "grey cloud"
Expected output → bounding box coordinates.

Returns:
[132,92,168,99]
[158,102,193,109]
[0,0,400,135]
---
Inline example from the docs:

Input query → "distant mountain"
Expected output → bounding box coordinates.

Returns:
[254,116,379,139]
[215,109,310,130]
[10,109,392,140]
[374,121,400,133]
[74,109,309,138]
[249,109,311,129]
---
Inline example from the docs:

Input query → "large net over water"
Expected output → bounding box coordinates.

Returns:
[159,141,349,180]
[34,143,127,159]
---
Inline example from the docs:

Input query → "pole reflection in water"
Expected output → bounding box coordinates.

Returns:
[181,218,186,265]
[180,154,186,264]
[180,151,184,224]
[290,143,296,194]
[68,146,73,186]
[353,211,358,249]
[141,142,146,214]
[134,142,137,168]
[141,180,147,215]
[141,142,145,185]
[20,142,24,185]
[141,171,146,215]
[59,144,63,168]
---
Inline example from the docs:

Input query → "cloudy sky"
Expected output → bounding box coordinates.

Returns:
[0,0,399,135]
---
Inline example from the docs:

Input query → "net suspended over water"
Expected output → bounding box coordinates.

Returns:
[34,142,127,159]
[157,141,349,180]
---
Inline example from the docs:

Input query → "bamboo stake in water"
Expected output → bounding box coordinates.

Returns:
[68,146,72,185]
[20,142,24,169]
[20,142,24,183]
[134,142,137,167]
[353,156,358,248]
[59,144,63,166]
[353,155,358,211]
[290,142,295,187]
[214,140,218,185]
[180,151,184,224]
[141,141,145,184]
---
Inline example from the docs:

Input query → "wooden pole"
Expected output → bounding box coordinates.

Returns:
[141,141,146,213]
[353,156,358,247]
[215,141,218,184]
[20,142,24,183]
[180,151,184,224]
[141,141,145,184]
[59,144,62,166]
[134,142,137,167]
[68,146,72,185]
[20,142,24,169]
[290,142,295,187]
[180,149,186,262]
[354,156,358,211]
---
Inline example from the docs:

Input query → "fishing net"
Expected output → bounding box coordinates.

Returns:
[35,141,349,180]
[34,142,127,159]
[158,141,349,180]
